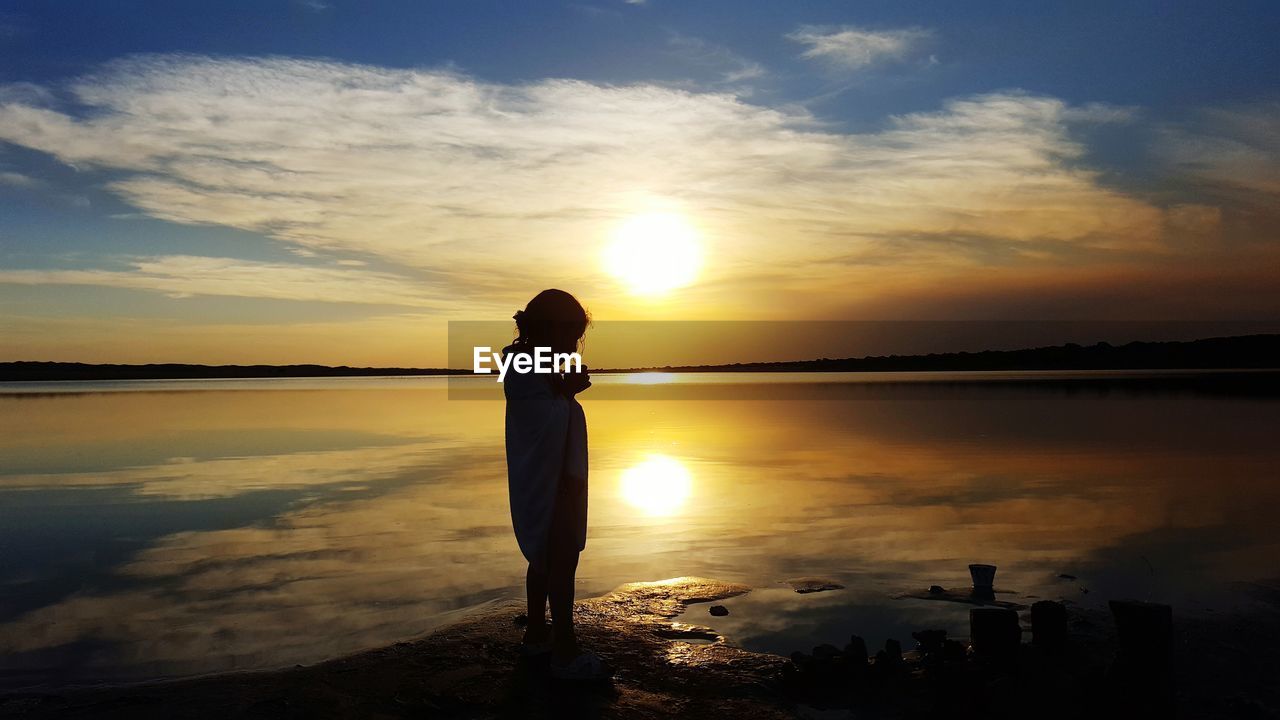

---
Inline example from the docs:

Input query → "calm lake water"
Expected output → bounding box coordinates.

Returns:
[1,371,1278,689]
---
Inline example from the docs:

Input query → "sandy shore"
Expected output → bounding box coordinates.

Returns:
[2,576,1278,719]
[0,578,792,719]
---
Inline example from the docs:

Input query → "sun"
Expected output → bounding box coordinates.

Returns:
[618,454,694,516]
[603,212,702,296]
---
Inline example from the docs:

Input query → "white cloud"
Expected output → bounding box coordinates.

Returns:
[1158,103,1280,196]
[0,81,53,105]
[0,56,1171,312]
[787,25,931,70]
[0,255,447,307]
[0,170,42,188]
[0,311,457,365]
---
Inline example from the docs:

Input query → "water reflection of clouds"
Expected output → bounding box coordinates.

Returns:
[1,440,457,499]
[587,394,1280,615]
[0,454,519,683]
[677,587,972,659]
[1,382,1278,687]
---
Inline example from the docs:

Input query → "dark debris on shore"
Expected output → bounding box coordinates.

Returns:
[2,576,1278,719]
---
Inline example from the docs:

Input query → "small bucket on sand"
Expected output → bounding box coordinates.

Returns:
[969,563,997,594]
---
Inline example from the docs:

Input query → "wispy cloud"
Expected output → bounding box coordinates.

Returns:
[787,25,931,71]
[0,55,1188,320]
[666,34,767,84]
[0,255,447,307]
[0,170,42,188]
[1158,103,1280,197]
[0,311,454,365]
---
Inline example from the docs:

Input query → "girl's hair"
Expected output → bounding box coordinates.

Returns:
[513,289,590,351]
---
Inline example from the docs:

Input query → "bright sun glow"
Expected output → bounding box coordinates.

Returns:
[604,212,702,296]
[619,454,693,516]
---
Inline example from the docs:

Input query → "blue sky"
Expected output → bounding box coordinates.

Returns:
[1,1,1278,364]
[8,1,1274,112]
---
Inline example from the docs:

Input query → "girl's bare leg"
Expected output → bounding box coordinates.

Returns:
[547,536,580,662]
[524,563,550,644]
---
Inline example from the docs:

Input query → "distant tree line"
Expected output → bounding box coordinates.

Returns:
[2,334,1277,382]
[607,334,1280,373]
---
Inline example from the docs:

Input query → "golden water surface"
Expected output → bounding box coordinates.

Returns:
[1,373,1277,686]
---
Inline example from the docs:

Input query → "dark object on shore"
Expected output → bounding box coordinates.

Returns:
[911,629,947,655]
[1108,600,1175,714]
[812,643,841,660]
[1058,573,1078,580]
[1110,600,1173,671]
[928,584,946,594]
[1031,600,1067,650]
[513,613,528,626]
[786,577,845,594]
[844,635,869,665]
[784,635,875,697]
[911,630,969,676]
[708,605,728,616]
[969,608,1020,663]
[876,638,904,668]
[790,650,811,667]
[911,630,949,672]
[782,586,1257,719]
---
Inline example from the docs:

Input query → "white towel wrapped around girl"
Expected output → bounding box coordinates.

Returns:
[504,346,588,565]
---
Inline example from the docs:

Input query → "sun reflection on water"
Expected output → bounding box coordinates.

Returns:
[618,454,693,516]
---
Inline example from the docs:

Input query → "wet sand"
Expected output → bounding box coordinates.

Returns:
[0,578,791,719]
[2,576,1278,719]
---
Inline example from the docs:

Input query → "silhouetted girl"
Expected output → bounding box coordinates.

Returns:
[503,289,605,679]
